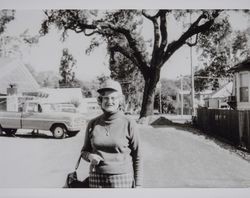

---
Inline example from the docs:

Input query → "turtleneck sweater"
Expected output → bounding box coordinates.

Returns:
[81,111,143,187]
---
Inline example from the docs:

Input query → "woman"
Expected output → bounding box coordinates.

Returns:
[81,79,143,188]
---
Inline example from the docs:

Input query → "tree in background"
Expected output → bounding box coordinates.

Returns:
[59,48,77,88]
[154,78,191,114]
[1,10,40,58]
[0,10,15,57]
[36,71,60,88]
[154,79,177,114]
[96,74,110,86]
[195,11,250,92]
[109,52,144,113]
[0,10,15,35]
[40,9,221,118]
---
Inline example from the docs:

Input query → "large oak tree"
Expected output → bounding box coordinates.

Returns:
[40,9,221,118]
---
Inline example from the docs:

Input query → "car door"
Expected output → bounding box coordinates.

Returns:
[0,111,22,129]
[21,103,50,130]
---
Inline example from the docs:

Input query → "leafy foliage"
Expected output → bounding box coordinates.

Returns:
[154,78,191,114]
[0,30,40,58]
[195,11,250,91]
[37,71,60,88]
[40,9,221,117]
[109,52,144,111]
[59,48,78,88]
[0,10,15,35]
[0,10,40,58]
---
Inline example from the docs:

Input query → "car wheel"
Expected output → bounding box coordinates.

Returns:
[52,125,66,139]
[0,126,3,135]
[5,129,17,136]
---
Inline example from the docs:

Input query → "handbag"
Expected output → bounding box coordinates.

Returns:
[63,155,89,188]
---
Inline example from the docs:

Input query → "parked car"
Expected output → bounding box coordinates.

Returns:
[0,101,85,138]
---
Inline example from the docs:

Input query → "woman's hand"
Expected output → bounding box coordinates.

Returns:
[88,154,104,165]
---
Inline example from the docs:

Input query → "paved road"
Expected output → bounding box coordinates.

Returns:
[142,125,250,187]
[0,125,250,188]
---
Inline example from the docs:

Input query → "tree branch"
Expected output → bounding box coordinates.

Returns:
[185,33,199,47]
[159,11,168,52]
[110,44,149,77]
[106,24,149,72]
[142,10,161,21]
[163,10,221,63]
[83,29,99,36]
[152,18,160,57]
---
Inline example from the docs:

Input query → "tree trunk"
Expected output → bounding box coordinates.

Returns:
[140,69,160,119]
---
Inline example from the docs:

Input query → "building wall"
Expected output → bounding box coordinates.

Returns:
[235,72,250,110]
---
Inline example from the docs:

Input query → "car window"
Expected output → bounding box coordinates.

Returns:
[26,103,38,112]
[41,104,56,112]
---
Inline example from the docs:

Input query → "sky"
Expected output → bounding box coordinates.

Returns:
[3,9,250,82]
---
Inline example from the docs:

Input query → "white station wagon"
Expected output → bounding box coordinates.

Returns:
[0,101,85,138]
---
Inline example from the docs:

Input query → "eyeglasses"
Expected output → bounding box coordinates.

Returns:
[101,96,120,101]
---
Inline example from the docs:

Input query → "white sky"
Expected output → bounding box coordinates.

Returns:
[3,9,250,81]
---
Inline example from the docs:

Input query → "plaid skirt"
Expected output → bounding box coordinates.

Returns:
[89,172,134,188]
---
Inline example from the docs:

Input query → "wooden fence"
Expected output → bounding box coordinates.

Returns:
[197,108,250,151]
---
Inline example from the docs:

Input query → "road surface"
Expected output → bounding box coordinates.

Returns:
[0,124,250,188]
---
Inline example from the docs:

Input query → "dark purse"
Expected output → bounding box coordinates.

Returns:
[64,155,89,188]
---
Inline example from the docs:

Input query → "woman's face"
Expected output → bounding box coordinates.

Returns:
[100,90,121,113]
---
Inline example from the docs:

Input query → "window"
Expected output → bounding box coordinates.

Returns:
[26,103,37,112]
[239,73,249,102]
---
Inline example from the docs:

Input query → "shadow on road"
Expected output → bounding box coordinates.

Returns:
[0,132,53,139]
[0,132,74,140]
[150,120,250,162]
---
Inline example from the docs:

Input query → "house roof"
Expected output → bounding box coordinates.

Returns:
[205,82,233,99]
[0,58,40,94]
[229,58,250,72]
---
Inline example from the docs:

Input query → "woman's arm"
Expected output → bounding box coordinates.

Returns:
[129,120,143,187]
[81,120,104,165]
[81,121,93,162]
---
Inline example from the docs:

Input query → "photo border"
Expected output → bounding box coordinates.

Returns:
[0,0,250,197]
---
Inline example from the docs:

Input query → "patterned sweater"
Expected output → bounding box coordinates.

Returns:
[81,111,143,187]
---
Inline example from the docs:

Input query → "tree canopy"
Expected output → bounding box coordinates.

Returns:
[0,10,15,35]
[59,48,78,88]
[40,9,222,118]
[195,11,250,91]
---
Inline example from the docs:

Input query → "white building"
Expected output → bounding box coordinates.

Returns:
[229,58,250,110]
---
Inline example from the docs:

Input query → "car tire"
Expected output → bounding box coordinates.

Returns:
[52,125,66,139]
[4,129,17,136]
[0,126,3,135]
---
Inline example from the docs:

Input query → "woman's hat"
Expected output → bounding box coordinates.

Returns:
[97,79,123,94]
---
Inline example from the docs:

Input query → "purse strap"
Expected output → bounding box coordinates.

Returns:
[74,154,82,170]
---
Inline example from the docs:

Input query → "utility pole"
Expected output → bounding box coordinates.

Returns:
[180,76,184,117]
[190,12,195,117]
[157,81,162,114]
